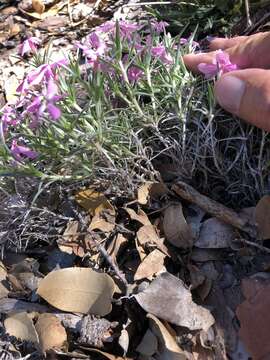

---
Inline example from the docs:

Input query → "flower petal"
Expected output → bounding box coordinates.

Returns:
[198,63,218,78]
[47,103,61,120]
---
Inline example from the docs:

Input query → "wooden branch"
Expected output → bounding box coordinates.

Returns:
[172,181,257,238]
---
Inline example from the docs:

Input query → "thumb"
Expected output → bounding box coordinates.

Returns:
[214,69,270,131]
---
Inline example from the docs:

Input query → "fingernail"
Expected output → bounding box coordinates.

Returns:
[206,36,216,42]
[215,75,246,114]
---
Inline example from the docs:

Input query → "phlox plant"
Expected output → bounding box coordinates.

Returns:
[1,21,267,208]
[0,20,203,182]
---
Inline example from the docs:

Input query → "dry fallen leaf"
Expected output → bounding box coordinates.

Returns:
[124,207,151,226]
[136,329,158,357]
[75,187,114,215]
[255,195,270,240]
[32,0,45,14]
[37,268,115,315]
[20,0,67,20]
[35,313,67,353]
[147,314,186,359]
[58,220,80,255]
[195,218,235,249]
[0,262,9,299]
[134,249,166,281]
[4,74,20,103]
[107,234,128,263]
[118,328,129,356]
[137,182,168,205]
[137,224,168,255]
[4,312,39,343]
[135,272,215,331]
[89,212,115,233]
[137,182,153,205]
[135,238,147,261]
[163,204,193,248]
[236,277,270,360]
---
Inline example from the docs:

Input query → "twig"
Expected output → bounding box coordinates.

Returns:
[237,238,270,254]
[67,0,74,25]
[123,1,172,6]
[245,0,252,28]
[172,181,257,237]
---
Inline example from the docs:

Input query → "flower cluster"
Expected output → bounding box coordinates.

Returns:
[0,58,67,162]
[198,50,237,79]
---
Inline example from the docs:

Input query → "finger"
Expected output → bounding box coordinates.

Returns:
[184,32,270,73]
[225,32,270,69]
[183,52,216,73]
[214,68,270,131]
[209,36,248,50]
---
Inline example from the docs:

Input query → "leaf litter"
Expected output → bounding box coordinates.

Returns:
[1,180,269,359]
[1,178,270,359]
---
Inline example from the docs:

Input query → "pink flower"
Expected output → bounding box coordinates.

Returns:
[127,66,144,82]
[87,32,107,55]
[198,50,238,79]
[119,21,141,39]
[11,140,38,161]
[26,79,62,122]
[97,21,115,33]
[16,59,68,94]
[18,37,41,57]
[1,105,18,129]
[151,20,169,33]
[151,45,173,65]
[97,20,140,40]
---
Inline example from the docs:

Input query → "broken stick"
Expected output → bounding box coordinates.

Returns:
[172,181,257,237]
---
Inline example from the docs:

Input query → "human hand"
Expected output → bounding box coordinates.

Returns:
[183,32,270,131]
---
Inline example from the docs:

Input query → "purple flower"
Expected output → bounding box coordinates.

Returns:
[16,59,68,94]
[198,50,238,79]
[26,79,62,122]
[127,66,144,82]
[151,45,173,65]
[97,21,115,33]
[119,21,141,39]
[11,140,38,161]
[151,20,169,33]
[0,105,19,132]
[87,32,107,55]
[97,20,140,40]
[18,37,41,57]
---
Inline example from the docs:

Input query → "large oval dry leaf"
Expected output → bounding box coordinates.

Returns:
[135,272,215,331]
[147,314,186,360]
[37,268,115,315]
[4,312,39,343]
[163,204,193,248]
[195,218,235,249]
[35,313,67,353]
[134,250,166,281]
[255,195,270,240]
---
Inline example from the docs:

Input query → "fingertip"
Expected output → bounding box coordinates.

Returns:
[183,53,215,73]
